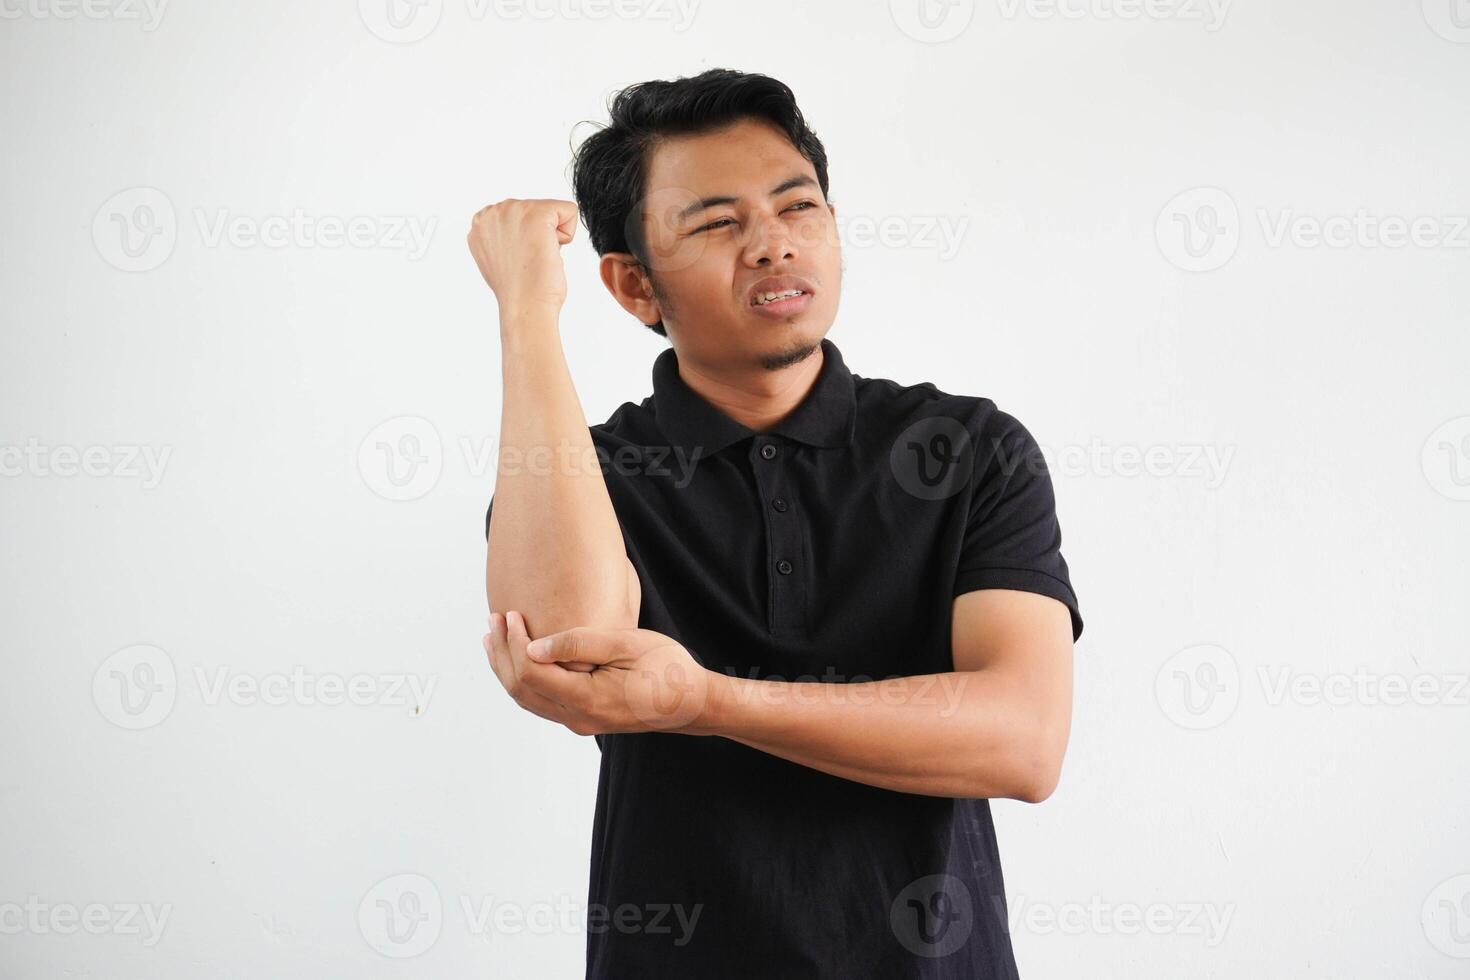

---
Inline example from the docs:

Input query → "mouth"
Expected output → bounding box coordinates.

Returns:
[747,275,815,319]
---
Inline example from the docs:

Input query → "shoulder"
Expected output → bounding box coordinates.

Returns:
[587,396,658,445]
[852,372,1033,450]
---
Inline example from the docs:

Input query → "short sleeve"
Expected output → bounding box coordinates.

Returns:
[952,410,1083,642]
[484,494,494,540]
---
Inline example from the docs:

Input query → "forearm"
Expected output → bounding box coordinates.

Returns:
[697,668,1056,801]
[487,308,635,634]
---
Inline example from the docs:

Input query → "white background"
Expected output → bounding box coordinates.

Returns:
[2,0,1468,976]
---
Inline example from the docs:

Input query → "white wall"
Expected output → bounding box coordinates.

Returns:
[2,1,1467,976]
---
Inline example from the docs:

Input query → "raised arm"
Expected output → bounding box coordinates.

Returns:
[469,198,640,638]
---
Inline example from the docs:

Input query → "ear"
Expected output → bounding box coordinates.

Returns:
[599,253,661,327]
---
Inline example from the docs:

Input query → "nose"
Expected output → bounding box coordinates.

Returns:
[742,209,798,266]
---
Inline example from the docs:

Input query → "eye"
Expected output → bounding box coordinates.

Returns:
[786,201,817,213]
[697,217,736,233]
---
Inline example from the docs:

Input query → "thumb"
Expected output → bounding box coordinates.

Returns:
[525,627,620,667]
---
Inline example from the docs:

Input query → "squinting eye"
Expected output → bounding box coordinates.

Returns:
[697,202,817,233]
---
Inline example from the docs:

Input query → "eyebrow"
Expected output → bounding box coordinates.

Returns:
[677,174,820,223]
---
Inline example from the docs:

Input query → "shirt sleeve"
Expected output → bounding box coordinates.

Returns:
[952,409,1084,642]
[483,494,494,540]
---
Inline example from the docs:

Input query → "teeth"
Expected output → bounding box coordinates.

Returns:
[756,289,804,305]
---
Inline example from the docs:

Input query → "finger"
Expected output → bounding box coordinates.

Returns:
[489,615,580,723]
[484,615,513,688]
[521,625,622,668]
[506,612,597,704]
[507,612,596,672]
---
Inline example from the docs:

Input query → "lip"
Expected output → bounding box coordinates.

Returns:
[748,292,813,320]
[746,275,815,306]
[746,275,816,319]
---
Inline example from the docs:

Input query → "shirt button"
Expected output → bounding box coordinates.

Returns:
[760,444,777,460]
[776,559,793,575]
[771,497,788,512]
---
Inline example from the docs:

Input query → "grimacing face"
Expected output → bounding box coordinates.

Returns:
[599,117,842,373]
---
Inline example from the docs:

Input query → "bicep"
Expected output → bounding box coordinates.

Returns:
[951,588,1073,736]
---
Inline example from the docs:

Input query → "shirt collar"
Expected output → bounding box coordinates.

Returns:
[650,337,857,461]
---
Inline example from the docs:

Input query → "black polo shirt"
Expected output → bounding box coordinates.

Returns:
[483,336,1082,979]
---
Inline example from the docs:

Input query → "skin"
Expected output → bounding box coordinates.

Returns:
[598,116,845,426]
[479,116,1076,803]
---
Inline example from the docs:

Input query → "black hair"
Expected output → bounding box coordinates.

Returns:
[570,68,830,337]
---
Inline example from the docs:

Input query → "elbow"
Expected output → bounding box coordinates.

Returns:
[1007,728,1067,804]
[1012,760,1062,804]
[488,593,638,637]
[487,559,641,636]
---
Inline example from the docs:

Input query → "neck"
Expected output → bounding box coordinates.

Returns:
[677,342,824,434]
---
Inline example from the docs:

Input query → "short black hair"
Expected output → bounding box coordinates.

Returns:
[570,68,831,337]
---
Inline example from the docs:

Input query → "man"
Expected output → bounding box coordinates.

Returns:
[472,68,1083,979]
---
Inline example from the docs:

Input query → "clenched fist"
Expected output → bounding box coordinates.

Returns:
[467,198,580,316]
